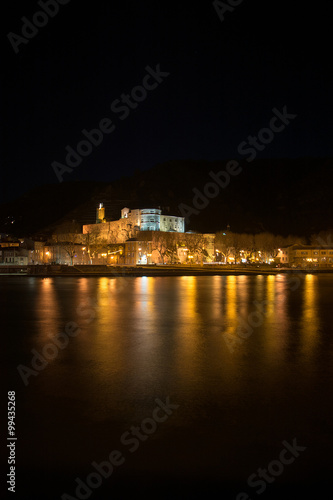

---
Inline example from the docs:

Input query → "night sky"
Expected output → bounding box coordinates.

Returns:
[2,0,333,203]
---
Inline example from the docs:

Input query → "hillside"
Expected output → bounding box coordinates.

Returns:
[0,158,332,238]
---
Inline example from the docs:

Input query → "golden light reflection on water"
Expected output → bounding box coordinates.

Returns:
[29,274,329,408]
[35,278,60,339]
[88,277,163,392]
[88,275,321,380]
[128,277,162,376]
[262,275,289,361]
[72,278,129,399]
[211,275,222,320]
[222,275,288,363]
[222,276,253,355]
[133,276,155,316]
[93,278,115,337]
[176,277,199,324]
[265,275,275,316]
[254,274,265,301]
[173,276,207,386]
[224,275,237,334]
[78,277,89,291]
[236,275,249,321]
[179,276,197,320]
[301,274,320,358]
[220,276,245,376]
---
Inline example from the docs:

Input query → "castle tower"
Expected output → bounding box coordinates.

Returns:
[96,203,106,223]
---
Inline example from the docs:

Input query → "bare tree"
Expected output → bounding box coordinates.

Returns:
[85,226,109,262]
[164,232,181,263]
[237,233,255,262]
[179,233,207,263]
[215,231,235,262]
[253,232,279,262]
[150,232,172,263]
[52,221,83,265]
[310,230,333,247]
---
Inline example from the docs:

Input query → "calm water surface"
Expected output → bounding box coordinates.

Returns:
[3,274,333,499]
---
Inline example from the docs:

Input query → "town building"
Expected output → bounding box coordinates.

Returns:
[0,239,35,265]
[277,244,333,268]
[125,239,153,265]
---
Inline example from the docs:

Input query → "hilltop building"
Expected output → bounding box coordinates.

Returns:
[120,207,185,233]
[83,205,185,243]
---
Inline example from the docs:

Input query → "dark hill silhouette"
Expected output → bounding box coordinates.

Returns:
[0,158,332,238]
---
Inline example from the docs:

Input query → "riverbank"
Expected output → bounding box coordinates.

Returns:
[1,264,333,277]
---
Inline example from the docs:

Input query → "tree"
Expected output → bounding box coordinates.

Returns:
[214,231,247,263]
[253,232,274,262]
[85,226,109,263]
[164,232,181,263]
[107,243,125,264]
[150,232,173,263]
[215,231,235,263]
[52,221,83,265]
[310,230,333,247]
[179,233,207,264]
[237,233,255,262]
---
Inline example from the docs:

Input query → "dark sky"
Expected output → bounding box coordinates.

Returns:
[2,0,333,203]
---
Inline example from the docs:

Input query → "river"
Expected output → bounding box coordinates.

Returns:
[3,274,333,499]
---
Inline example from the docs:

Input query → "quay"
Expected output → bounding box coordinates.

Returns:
[0,264,332,277]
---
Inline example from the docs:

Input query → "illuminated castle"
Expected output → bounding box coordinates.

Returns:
[120,207,185,232]
[83,205,185,243]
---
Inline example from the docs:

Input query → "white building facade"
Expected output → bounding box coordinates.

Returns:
[120,207,185,233]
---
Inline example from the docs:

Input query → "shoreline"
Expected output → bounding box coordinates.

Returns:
[1,265,333,278]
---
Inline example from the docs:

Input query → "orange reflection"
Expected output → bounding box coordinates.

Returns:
[133,276,155,316]
[90,277,161,391]
[180,276,197,320]
[173,277,202,385]
[221,275,243,363]
[237,275,249,319]
[78,277,89,291]
[263,275,288,361]
[94,277,119,331]
[255,274,265,302]
[224,275,237,335]
[35,278,60,339]
[265,275,275,317]
[301,274,319,358]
